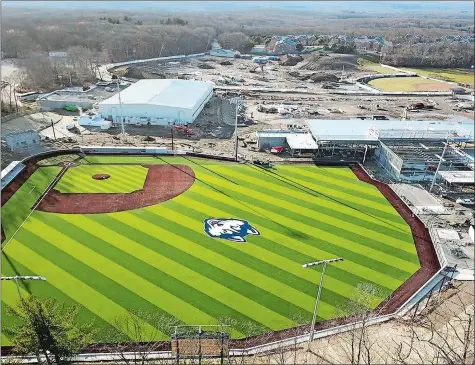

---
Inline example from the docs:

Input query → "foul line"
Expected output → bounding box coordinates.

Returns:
[1,167,69,252]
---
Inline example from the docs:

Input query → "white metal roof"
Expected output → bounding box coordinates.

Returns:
[257,133,293,138]
[438,171,475,184]
[99,79,214,110]
[307,119,473,142]
[286,134,318,150]
[1,161,25,190]
[1,161,22,180]
[307,120,378,141]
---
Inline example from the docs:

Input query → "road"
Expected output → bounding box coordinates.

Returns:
[214,85,453,97]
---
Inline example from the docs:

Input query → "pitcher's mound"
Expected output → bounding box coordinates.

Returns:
[92,174,111,180]
[37,165,195,214]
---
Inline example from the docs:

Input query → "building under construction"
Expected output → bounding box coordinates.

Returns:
[306,118,472,163]
[374,140,473,183]
[257,119,473,183]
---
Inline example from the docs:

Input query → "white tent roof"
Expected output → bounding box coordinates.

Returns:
[286,134,318,150]
[438,171,475,184]
[99,79,214,110]
[79,115,112,130]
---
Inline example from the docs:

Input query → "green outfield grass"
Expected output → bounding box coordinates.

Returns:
[369,76,454,92]
[399,68,474,88]
[1,156,420,343]
[357,58,395,74]
[55,165,148,193]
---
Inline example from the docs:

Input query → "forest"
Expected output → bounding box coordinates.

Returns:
[1,5,473,91]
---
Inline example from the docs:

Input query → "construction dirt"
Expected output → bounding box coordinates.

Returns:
[297,53,357,71]
[2,53,473,169]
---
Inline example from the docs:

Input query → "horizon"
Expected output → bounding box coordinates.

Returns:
[2,1,474,14]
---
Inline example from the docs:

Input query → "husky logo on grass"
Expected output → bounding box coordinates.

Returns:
[204,219,260,243]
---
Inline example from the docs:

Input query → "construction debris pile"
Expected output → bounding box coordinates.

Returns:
[296,53,357,71]
[280,54,304,66]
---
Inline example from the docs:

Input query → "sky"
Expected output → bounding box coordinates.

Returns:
[2,1,474,13]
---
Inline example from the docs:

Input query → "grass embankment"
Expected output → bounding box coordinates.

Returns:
[1,156,420,344]
[357,58,395,74]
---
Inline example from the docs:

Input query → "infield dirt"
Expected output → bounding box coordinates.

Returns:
[37,164,195,214]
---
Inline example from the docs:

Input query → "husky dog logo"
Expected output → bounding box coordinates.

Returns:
[204,218,260,243]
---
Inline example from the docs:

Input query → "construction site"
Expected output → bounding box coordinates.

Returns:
[2,51,474,173]
[1,12,474,359]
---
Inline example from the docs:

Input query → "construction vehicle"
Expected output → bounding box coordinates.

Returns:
[252,159,274,168]
[252,57,268,65]
[270,146,284,154]
[173,125,193,135]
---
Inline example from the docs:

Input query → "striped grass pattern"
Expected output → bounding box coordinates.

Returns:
[1,156,419,343]
[55,165,148,193]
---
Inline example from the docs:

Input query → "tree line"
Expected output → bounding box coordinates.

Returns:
[1,8,473,93]
[383,41,475,68]
[2,8,472,59]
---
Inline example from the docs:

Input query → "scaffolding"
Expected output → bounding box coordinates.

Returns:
[374,140,472,184]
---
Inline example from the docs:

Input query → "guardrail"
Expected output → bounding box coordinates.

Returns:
[106,52,208,69]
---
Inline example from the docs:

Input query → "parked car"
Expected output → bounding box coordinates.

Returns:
[456,198,474,206]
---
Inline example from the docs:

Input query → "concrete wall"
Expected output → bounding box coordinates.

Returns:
[99,104,189,125]
[38,99,94,111]
[4,131,40,150]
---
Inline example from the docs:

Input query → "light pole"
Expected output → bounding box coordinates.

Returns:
[429,140,449,193]
[302,257,344,350]
[1,276,47,301]
[230,97,242,161]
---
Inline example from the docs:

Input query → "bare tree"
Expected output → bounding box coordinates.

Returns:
[18,53,57,91]
[323,282,389,365]
[106,309,180,365]
[393,283,474,364]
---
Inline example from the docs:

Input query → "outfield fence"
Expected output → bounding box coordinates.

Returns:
[0,152,452,363]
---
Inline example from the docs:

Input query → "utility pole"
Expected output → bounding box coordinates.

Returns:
[429,140,449,193]
[1,276,47,301]
[13,86,18,113]
[230,97,242,161]
[171,123,175,152]
[302,257,344,350]
[116,78,125,135]
[51,119,57,140]
[8,83,13,111]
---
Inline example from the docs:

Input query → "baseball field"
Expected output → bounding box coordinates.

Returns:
[368,76,454,92]
[1,155,420,344]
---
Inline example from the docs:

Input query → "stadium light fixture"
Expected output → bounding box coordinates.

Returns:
[1,276,47,301]
[302,258,344,350]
